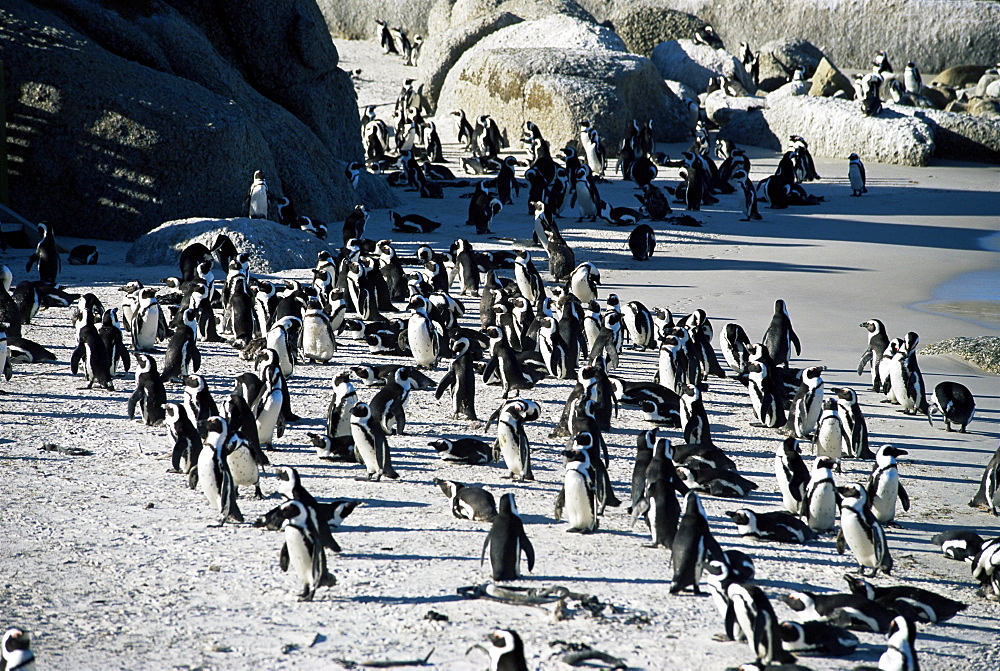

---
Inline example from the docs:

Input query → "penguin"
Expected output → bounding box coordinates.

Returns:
[727,582,797,665]
[253,362,287,448]
[70,308,115,391]
[556,449,598,533]
[482,493,535,581]
[369,366,413,435]
[25,222,60,284]
[848,153,867,196]
[867,444,910,527]
[567,262,600,304]
[623,301,655,351]
[784,366,824,440]
[247,170,268,218]
[762,299,800,367]
[932,381,975,432]
[836,483,893,576]
[670,492,722,594]
[704,560,745,642]
[777,620,859,657]
[775,437,809,515]
[197,416,243,525]
[266,316,300,379]
[299,299,337,365]
[435,478,497,522]
[876,614,920,671]
[0,627,34,671]
[858,319,890,391]
[183,373,218,426]
[131,287,167,352]
[879,338,903,402]
[725,508,816,544]
[843,574,967,624]
[406,294,440,369]
[631,466,682,549]
[482,326,534,399]
[487,398,540,481]
[972,536,1000,599]
[165,402,200,476]
[814,398,847,469]
[680,383,714,447]
[904,61,923,93]
[435,335,478,420]
[833,387,876,461]
[484,628,529,671]
[730,170,762,221]
[628,224,656,261]
[99,308,130,377]
[6,335,55,365]
[780,589,895,633]
[127,353,167,426]
[892,332,932,422]
[276,499,337,601]
[746,344,785,428]
[350,402,399,481]
[159,308,200,382]
[931,529,983,562]
[429,438,492,465]
[677,464,757,498]
[802,456,838,532]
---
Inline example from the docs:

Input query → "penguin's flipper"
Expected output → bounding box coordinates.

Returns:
[435,368,455,400]
[127,387,143,420]
[70,343,83,375]
[899,482,910,511]
[835,528,846,555]
[857,350,872,375]
[630,497,650,528]
[480,534,490,567]
[481,354,498,385]
[171,437,186,472]
[790,329,802,356]
[191,343,201,373]
[279,542,290,572]
[520,528,535,572]
[554,487,566,521]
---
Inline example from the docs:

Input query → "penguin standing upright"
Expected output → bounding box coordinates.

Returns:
[785,366,824,440]
[746,343,785,428]
[837,483,892,576]
[197,416,243,525]
[350,402,399,481]
[276,499,337,601]
[775,437,809,515]
[71,308,115,391]
[557,449,598,533]
[25,223,60,284]
[877,614,920,671]
[406,295,440,369]
[802,456,838,532]
[762,299,800,367]
[435,335,478,420]
[848,154,867,196]
[482,493,534,581]
[127,353,167,426]
[301,298,338,364]
[867,444,910,527]
[488,398,540,481]
[671,492,722,594]
[131,287,167,352]
[323,370,357,445]
[727,582,797,665]
[858,319,890,391]
[814,398,847,469]
[628,224,656,261]
[159,309,200,382]
[99,308,130,377]
[165,403,201,476]
[247,170,269,218]
[253,364,286,448]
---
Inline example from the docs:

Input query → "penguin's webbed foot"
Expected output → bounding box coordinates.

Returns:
[253,485,264,499]
[884,521,903,529]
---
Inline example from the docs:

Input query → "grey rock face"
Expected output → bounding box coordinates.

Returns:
[1,0,377,241]
[317,0,435,40]
[720,95,936,166]
[756,38,825,92]
[650,39,753,94]
[438,15,688,148]
[892,107,1000,163]
[662,0,1000,73]
[126,218,333,274]
[608,2,705,58]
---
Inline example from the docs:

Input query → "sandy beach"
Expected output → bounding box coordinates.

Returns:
[1,36,999,671]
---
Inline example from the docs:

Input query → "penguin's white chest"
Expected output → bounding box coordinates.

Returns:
[198,448,221,512]
[497,425,522,475]
[284,525,314,585]
[256,392,282,445]
[871,471,899,523]
[227,444,259,487]
[351,425,379,474]
[303,319,336,362]
[841,510,877,566]
[806,482,837,530]
[815,417,842,460]
[249,184,268,216]
[408,315,438,367]
[564,470,594,530]
[136,308,159,347]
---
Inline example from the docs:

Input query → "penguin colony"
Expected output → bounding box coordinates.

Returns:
[0,37,996,671]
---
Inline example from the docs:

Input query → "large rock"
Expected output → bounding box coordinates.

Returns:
[757,38,825,92]
[650,39,753,94]
[721,94,936,166]
[892,107,1000,163]
[126,218,332,273]
[317,0,435,40]
[704,90,765,126]
[1,0,381,241]
[438,15,688,148]
[808,57,854,98]
[932,65,991,89]
[662,0,1000,73]
[418,11,524,106]
[607,2,705,57]
[429,0,595,32]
